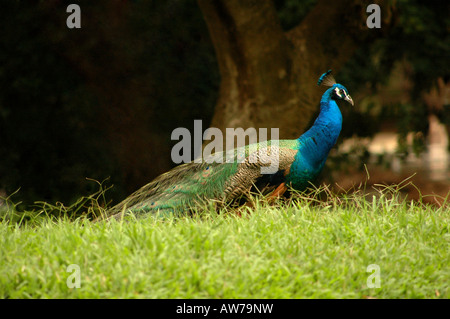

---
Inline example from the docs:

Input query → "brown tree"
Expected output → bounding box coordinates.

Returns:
[198,0,394,143]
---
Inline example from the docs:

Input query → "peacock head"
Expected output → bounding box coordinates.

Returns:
[318,70,354,106]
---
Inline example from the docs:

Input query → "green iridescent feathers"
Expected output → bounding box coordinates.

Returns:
[106,140,299,220]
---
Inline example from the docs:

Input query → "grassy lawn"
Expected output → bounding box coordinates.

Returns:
[1,186,449,299]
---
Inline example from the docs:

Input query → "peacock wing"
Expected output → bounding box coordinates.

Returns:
[221,140,299,201]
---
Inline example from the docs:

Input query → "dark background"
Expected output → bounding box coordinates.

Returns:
[0,0,448,209]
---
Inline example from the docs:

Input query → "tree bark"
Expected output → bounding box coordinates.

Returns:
[198,0,392,147]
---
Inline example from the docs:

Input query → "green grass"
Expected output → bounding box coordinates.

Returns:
[0,185,449,298]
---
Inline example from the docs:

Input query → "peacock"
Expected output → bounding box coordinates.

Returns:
[104,70,353,220]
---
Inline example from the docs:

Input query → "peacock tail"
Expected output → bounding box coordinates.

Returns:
[104,70,353,220]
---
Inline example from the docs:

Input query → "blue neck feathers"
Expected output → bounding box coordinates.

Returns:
[297,87,343,166]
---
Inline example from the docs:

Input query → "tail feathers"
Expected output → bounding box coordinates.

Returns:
[104,161,233,220]
[102,141,299,221]
[107,190,202,220]
[108,206,177,221]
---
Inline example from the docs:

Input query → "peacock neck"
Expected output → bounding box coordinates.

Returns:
[297,88,343,165]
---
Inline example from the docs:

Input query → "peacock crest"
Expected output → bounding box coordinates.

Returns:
[317,69,336,87]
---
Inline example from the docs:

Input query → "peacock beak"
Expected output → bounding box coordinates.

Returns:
[345,95,354,106]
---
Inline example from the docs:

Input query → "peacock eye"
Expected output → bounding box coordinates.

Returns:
[340,89,345,95]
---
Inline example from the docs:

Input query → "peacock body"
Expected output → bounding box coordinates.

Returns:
[105,70,353,220]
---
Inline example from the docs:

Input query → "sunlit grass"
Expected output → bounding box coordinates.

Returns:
[0,182,448,298]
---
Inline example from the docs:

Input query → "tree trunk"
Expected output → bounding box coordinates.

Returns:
[198,0,392,147]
